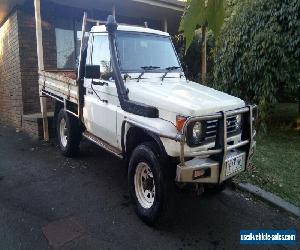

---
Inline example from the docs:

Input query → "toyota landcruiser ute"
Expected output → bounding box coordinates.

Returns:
[39,14,257,224]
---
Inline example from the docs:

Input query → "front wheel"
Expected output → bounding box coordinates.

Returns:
[57,109,81,157]
[128,143,168,225]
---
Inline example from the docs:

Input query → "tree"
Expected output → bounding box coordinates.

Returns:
[213,0,300,126]
[180,0,225,83]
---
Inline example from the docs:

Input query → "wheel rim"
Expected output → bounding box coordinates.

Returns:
[59,117,68,147]
[134,162,156,209]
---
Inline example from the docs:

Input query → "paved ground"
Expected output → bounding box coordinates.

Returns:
[0,124,299,250]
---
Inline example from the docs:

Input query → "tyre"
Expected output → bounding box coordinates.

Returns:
[128,142,169,225]
[56,109,81,157]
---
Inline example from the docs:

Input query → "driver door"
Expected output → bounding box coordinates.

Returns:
[83,33,118,147]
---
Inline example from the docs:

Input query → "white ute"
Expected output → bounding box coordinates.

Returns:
[40,14,257,224]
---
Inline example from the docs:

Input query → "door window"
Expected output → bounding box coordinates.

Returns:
[91,35,112,80]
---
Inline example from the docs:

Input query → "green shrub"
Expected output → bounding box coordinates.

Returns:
[173,31,215,82]
[213,0,300,126]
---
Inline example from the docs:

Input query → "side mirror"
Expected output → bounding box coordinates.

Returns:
[85,65,101,79]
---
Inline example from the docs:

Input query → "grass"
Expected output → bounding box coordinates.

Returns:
[270,103,299,127]
[235,103,300,207]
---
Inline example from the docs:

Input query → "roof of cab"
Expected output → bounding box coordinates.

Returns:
[90,25,170,36]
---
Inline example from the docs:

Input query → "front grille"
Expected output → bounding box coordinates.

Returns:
[205,116,238,140]
[186,115,241,147]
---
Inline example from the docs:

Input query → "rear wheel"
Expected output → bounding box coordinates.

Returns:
[128,142,170,225]
[57,109,81,157]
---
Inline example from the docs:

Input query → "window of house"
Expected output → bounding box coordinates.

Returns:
[55,28,75,69]
[54,18,75,69]
[55,19,90,69]
[75,21,91,67]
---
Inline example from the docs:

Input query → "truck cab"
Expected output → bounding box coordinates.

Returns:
[83,24,184,148]
[41,15,257,224]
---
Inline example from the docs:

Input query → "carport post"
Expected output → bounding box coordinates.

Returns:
[34,0,49,141]
[112,4,116,18]
[163,17,168,32]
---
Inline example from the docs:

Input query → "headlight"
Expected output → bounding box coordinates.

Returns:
[236,114,242,129]
[192,122,203,144]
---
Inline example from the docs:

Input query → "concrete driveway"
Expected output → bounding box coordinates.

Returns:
[0,124,299,249]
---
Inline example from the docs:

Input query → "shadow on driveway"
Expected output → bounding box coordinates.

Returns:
[0,125,299,249]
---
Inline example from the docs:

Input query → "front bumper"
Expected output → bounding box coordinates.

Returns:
[176,105,257,184]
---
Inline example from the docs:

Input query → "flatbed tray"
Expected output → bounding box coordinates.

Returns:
[39,70,79,104]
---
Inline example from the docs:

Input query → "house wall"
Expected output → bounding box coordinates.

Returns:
[18,7,40,114]
[0,0,175,137]
[40,1,162,70]
[0,7,50,137]
[0,10,23,128]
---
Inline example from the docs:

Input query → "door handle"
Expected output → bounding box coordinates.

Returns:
[88,87,108,104]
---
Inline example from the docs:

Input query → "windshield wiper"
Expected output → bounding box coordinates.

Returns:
[137,66,161,82]
[161,66,181,81]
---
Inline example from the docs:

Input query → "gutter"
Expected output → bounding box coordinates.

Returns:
[237,183,300,218]
[131,0,185,12]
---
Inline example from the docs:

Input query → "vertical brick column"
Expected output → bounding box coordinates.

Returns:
[0,11,23,128]
[18,10,40,115]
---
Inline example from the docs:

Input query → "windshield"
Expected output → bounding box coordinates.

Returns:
[116,32,181,72]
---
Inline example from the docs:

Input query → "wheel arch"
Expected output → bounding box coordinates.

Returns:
[54,101,64,129]
[122,123,168,163]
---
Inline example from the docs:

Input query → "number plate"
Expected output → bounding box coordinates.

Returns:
[225,153,245,177]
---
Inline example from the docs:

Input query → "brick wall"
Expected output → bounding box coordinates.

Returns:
[0,11,23,128]
[18,9,40,114]
[0,6,54,136]
[41,1,57,70]
[0,1,166,137]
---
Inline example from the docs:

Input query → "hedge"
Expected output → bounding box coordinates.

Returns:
[213,0,300,125]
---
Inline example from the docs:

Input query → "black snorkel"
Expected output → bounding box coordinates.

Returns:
[105,15,159,118]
